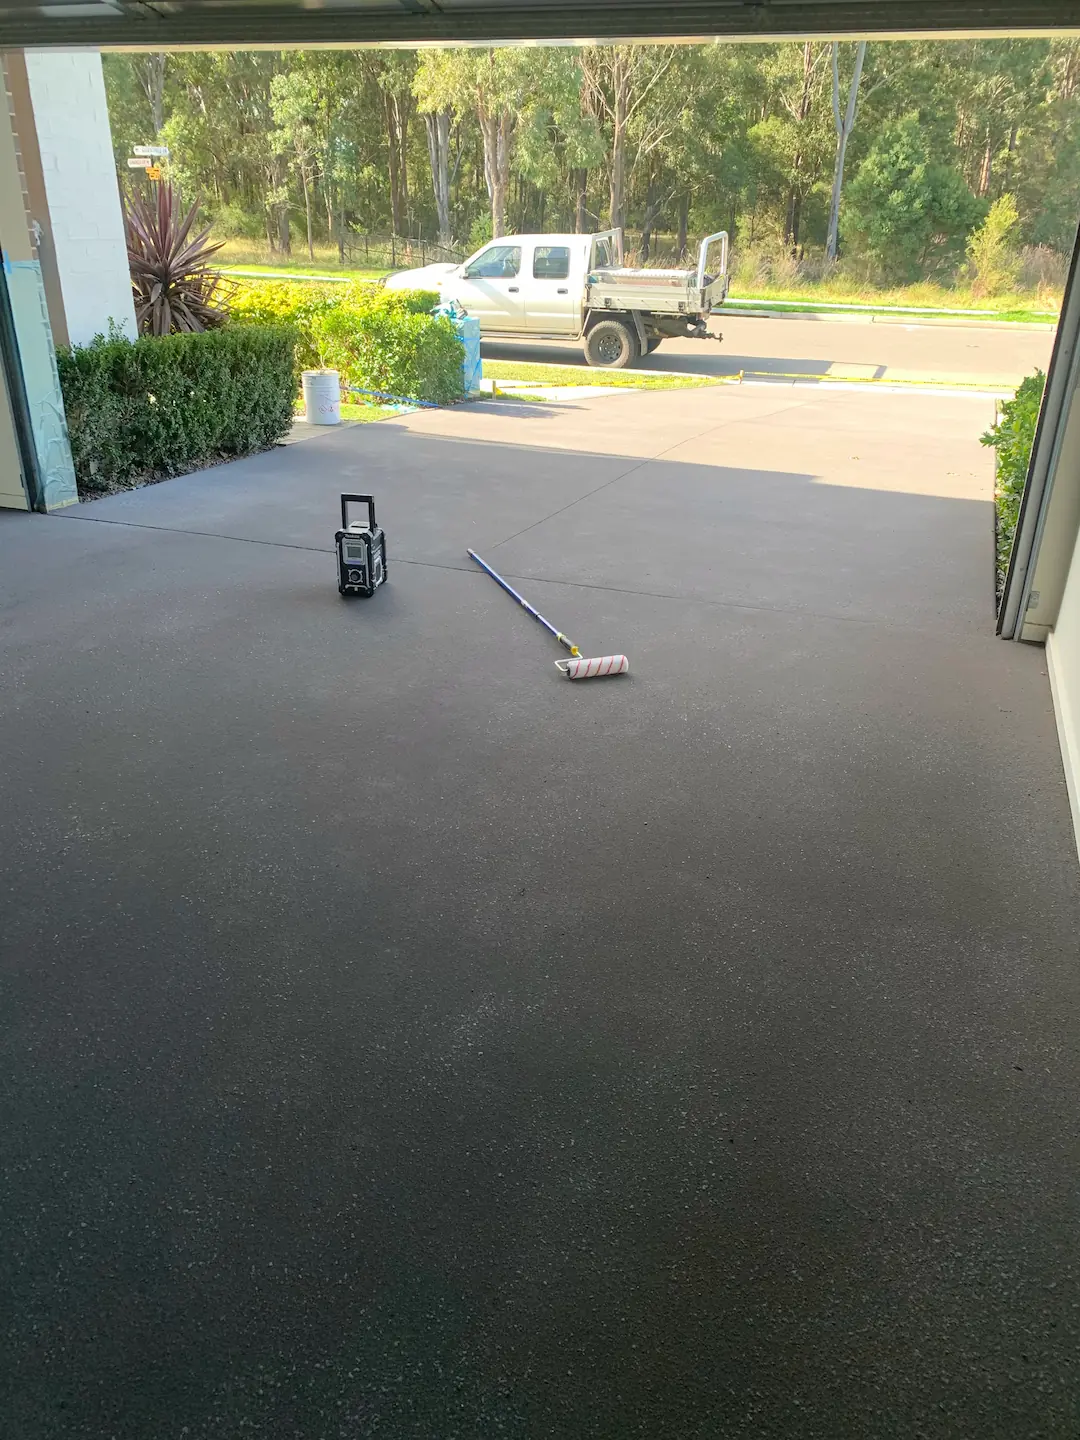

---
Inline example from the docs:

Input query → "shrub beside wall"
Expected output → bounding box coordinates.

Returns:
[57,325,296,497]
[981,368,1046,594]
[228,279,464,405]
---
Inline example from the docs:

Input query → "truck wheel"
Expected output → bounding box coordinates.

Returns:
[585,319,639,369]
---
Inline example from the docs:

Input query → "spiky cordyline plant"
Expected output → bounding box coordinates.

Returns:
[124,183,232,336]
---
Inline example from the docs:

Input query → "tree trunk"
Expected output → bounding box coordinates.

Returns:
[385,93,404,235]
[424,110,452,247]
[785,182,802,251]
[1003,123,1018,192]
[677,195,689,259]
[608,55,628,233]
[139,53,167,136]
[978,123,993,198]
[784,41,818,252]
[398,95,412,231]
[1059,42,1080,102]
[301,165,314,261]
[267,153,290,256]
[825,40,867,263]
[574,169,588,233]
[383,87,414,236]
[479,111,499,234]
[639,177,660,263]
[479,106,513,237]
[496,111,512,237]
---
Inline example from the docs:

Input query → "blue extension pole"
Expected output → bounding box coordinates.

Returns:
[344,385,441,410]
[467,549,580,657]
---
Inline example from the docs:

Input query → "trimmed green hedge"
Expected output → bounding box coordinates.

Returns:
[228,279,464,406]
[981,368,1045,593]
[57,324,296,497]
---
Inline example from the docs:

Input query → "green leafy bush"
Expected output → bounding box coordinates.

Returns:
[311,305,463,406]
[227,278,462,404]
[846,115,984,282]
[57,324,296,497]
[966,194,1021,299]
[228,280,343,370]
[981,368,1045,592]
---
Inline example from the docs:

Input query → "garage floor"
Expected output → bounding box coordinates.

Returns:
[2,384,1079,1439]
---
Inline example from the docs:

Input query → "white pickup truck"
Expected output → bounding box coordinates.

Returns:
[383,229,728,368]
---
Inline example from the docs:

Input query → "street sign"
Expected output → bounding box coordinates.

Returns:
[133,145,169,158]
[146,165,162,181]
[127,156,151,168]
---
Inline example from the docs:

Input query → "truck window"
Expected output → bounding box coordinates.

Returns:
[592,238,613,269]
[464,245,521,279]
[533,246,570,280]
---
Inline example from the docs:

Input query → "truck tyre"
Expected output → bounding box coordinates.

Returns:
[585,318,640,369]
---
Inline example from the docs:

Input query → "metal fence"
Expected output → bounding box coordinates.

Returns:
[344,232,464,270]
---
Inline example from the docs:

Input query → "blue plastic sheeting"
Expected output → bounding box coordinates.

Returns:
[5,258,77,510]
[435,301,482,396]
[457,314,482,395]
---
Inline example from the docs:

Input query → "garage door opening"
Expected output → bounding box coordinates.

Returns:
[4,14,1080,1440]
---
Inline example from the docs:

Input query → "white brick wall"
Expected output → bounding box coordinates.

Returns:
[24,48,136,346]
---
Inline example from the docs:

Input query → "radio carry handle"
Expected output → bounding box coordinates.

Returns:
[341,494,376,532]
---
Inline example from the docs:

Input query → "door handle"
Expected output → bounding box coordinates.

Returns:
[557,288,568,294]
[508,286,519,293]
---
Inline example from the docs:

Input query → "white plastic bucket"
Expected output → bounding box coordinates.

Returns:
[302,369,341,425]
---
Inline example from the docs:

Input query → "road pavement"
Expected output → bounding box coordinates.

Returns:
[483,312,1057,388]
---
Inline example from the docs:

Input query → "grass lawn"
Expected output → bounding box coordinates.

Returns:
[726,293,1056,323]
[295,399,399,423]
[482,360,720,390]
[219,241,390,283]
[222,248,1059,324]
[726,279,1058,322]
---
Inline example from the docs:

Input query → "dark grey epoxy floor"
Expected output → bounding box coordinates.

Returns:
[2,391,1080,1439]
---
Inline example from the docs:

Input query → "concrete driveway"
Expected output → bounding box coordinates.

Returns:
[2,383,1079,1439]
[483,311,1057,387]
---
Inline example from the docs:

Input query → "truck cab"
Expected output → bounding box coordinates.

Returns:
[384,229,727,368]
[398,233,605,337]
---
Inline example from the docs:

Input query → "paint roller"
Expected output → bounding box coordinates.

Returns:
[467,550,629,680]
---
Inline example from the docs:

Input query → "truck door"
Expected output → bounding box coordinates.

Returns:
[524,243,578,334]
[446,243,526,331]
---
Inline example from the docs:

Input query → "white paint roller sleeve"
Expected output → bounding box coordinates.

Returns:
[557,655,629,680]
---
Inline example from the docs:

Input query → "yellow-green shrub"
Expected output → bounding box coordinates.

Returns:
[228,280,343,370]
[227,279,452,399]
[311,305,464,407]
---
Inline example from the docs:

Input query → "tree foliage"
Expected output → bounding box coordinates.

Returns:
[103,38,1080,286]
[967,193,1022,297]
[845,115,984,279]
